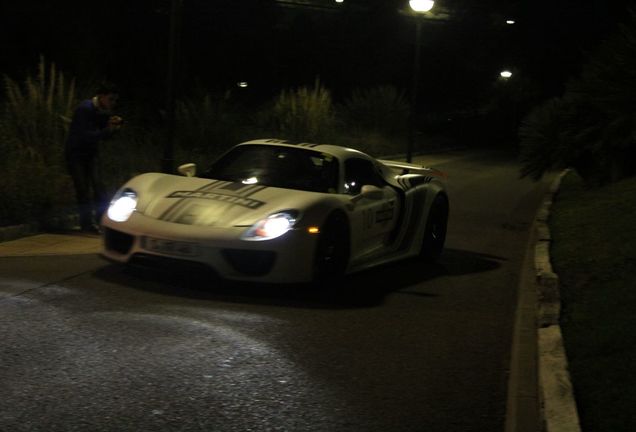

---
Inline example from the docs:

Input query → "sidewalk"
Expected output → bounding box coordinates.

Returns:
[0,232,101,257]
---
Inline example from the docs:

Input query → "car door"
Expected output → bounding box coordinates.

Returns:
[344,157,400,261]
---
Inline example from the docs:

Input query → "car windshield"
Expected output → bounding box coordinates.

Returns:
[201,145,339,193]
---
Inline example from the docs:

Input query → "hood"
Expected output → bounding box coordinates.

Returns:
[126,173,319,227]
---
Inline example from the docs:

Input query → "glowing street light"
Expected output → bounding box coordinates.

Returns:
[409,0,435,13]
[406,0,434,162]
[506,19,516,25]
[500,70,513,79]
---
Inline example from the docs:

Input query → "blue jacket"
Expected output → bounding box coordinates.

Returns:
[65,99,113,155]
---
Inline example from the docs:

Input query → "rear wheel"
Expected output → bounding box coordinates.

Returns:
[313,213,349,283]
[420,194,449,261]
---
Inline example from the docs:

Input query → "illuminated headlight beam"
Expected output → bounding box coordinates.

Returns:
[242,211,299,241]
[107,189,138,222]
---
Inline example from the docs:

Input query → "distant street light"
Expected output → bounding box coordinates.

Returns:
[407,0,434,163]
[506,19,515,24]
[500,70,513,79]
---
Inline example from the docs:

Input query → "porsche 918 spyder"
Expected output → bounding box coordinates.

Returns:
[101,139,448,283]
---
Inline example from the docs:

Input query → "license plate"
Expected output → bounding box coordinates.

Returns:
[142,237,199,257]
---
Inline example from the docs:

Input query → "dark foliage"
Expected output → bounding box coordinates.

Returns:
[519,10,636,185]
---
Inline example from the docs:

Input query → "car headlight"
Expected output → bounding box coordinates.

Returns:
[107,189,138,222]
[242,211,299,241]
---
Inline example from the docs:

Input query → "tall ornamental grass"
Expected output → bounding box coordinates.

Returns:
[0,57,77,226]
[271,79,335,142]
[3,56,76,161]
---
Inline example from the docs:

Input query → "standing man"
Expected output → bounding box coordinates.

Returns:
[65,82,122,233]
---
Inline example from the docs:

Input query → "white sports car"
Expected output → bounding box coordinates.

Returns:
[101,139,448,283]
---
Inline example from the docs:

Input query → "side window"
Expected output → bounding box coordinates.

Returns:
[344,158,384,195]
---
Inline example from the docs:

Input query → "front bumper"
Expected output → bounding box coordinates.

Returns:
[101,212,317,283]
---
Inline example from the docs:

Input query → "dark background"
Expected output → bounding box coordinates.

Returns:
[1,0,633,121]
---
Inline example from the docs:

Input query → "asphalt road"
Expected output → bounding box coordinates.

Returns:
[0,149,551,432]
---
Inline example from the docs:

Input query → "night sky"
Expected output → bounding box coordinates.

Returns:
[1,0,633,113]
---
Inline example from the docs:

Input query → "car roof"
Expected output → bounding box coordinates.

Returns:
[238,138,371,161]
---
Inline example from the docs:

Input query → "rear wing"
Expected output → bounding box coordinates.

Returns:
[379,159,447,179]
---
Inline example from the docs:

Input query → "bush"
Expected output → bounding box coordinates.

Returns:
[0,144,74,227]
[519,12,636,185]
[335,85,409,156]
[518,98,573,181]
[340,85,409,137]
[99,124,163,196]
[98,90,256,193]
[335,130,403,158]
[174,90,248,161]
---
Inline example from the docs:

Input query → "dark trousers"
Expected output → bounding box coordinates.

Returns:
[65,150,107,229]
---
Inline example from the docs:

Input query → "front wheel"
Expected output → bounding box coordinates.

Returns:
[313,213,349,283]
[420,194,449,261]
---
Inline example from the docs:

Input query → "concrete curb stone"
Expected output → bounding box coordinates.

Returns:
[0,214,79,244]
[0,223,39,243]
[534,169,582,432]
[539,326,582,432]
[536,222,552,242]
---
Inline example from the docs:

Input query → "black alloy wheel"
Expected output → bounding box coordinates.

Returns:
[420,194,449,261]
[313,213,349,283]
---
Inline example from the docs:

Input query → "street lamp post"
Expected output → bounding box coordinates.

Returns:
[406,0,434,163]
[162,0,183,174]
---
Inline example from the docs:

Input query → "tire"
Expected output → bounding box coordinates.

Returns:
[313,213,350,283]
[420,194,449,261]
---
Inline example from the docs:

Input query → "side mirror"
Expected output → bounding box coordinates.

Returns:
[177,163,197,177]
[360,185,384,200]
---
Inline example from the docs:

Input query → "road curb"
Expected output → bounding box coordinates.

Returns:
[534,169,582,432]
[0,215,79,244]
[0,223,39,243]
